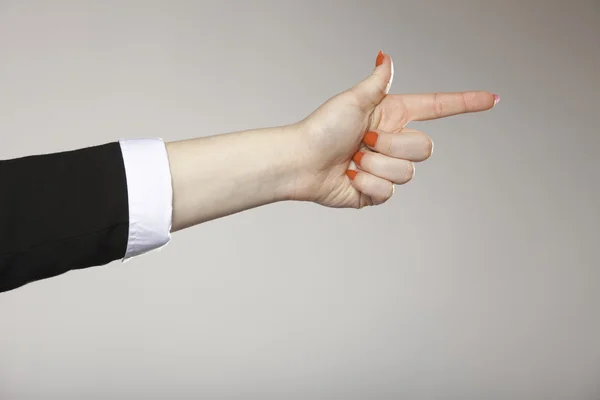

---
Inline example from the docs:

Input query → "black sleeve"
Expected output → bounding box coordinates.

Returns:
[0,142,130,293]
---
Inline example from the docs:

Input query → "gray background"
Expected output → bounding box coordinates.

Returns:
[1,1,599,399]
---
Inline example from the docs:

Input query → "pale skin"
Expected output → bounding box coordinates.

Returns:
[166,52,498,232]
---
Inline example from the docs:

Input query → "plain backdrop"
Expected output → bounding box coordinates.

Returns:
[1,1,599,399]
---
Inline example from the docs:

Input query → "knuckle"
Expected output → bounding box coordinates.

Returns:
[383,134,394,155]
[460,92,469,112]
[392,160,414,184]
[413,131,434,160]
[424,137,434,159]
[404,161,415,182]
[385,183,395,200]
[374,71,388,95]
[377,183,394,205]
[433,92,443,118]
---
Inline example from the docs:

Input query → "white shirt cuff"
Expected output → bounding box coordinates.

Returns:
[118,138,173,260]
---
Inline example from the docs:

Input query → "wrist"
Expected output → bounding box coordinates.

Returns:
[271,122,312,202]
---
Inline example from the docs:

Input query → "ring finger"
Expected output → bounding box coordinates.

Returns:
[352,149,415,185]
[362,128,434,162]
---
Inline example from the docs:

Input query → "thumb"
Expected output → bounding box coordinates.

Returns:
[351,50,394,110]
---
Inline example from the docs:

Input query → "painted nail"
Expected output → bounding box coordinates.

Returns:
[363,131,378,147]
[352,151,364,166]
[376,50,384,67]
[346,170,357,180]
[493,94,500,105]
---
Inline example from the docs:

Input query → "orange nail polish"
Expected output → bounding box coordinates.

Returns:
[376,50,384,67]
[352,151,364,166]
[363,131,378,147]
[346,170,357,180]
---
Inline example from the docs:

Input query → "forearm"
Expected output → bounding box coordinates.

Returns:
[166,124,304,232]
[0,125,307,292]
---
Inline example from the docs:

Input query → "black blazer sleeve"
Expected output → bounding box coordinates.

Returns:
[0,142,129,293]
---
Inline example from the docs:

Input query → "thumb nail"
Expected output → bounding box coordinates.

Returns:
[376,50,384,67]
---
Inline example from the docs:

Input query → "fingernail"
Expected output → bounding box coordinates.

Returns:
[352,151,364,166]
[346,170,357,180]
[363,131,378,147]
[493,94,500,105]
[376,50,384,67]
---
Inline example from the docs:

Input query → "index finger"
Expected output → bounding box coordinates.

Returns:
[401,91,498,121]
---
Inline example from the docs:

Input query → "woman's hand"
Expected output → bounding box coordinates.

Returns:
[166,51,498,231]
[290,51,498,209]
